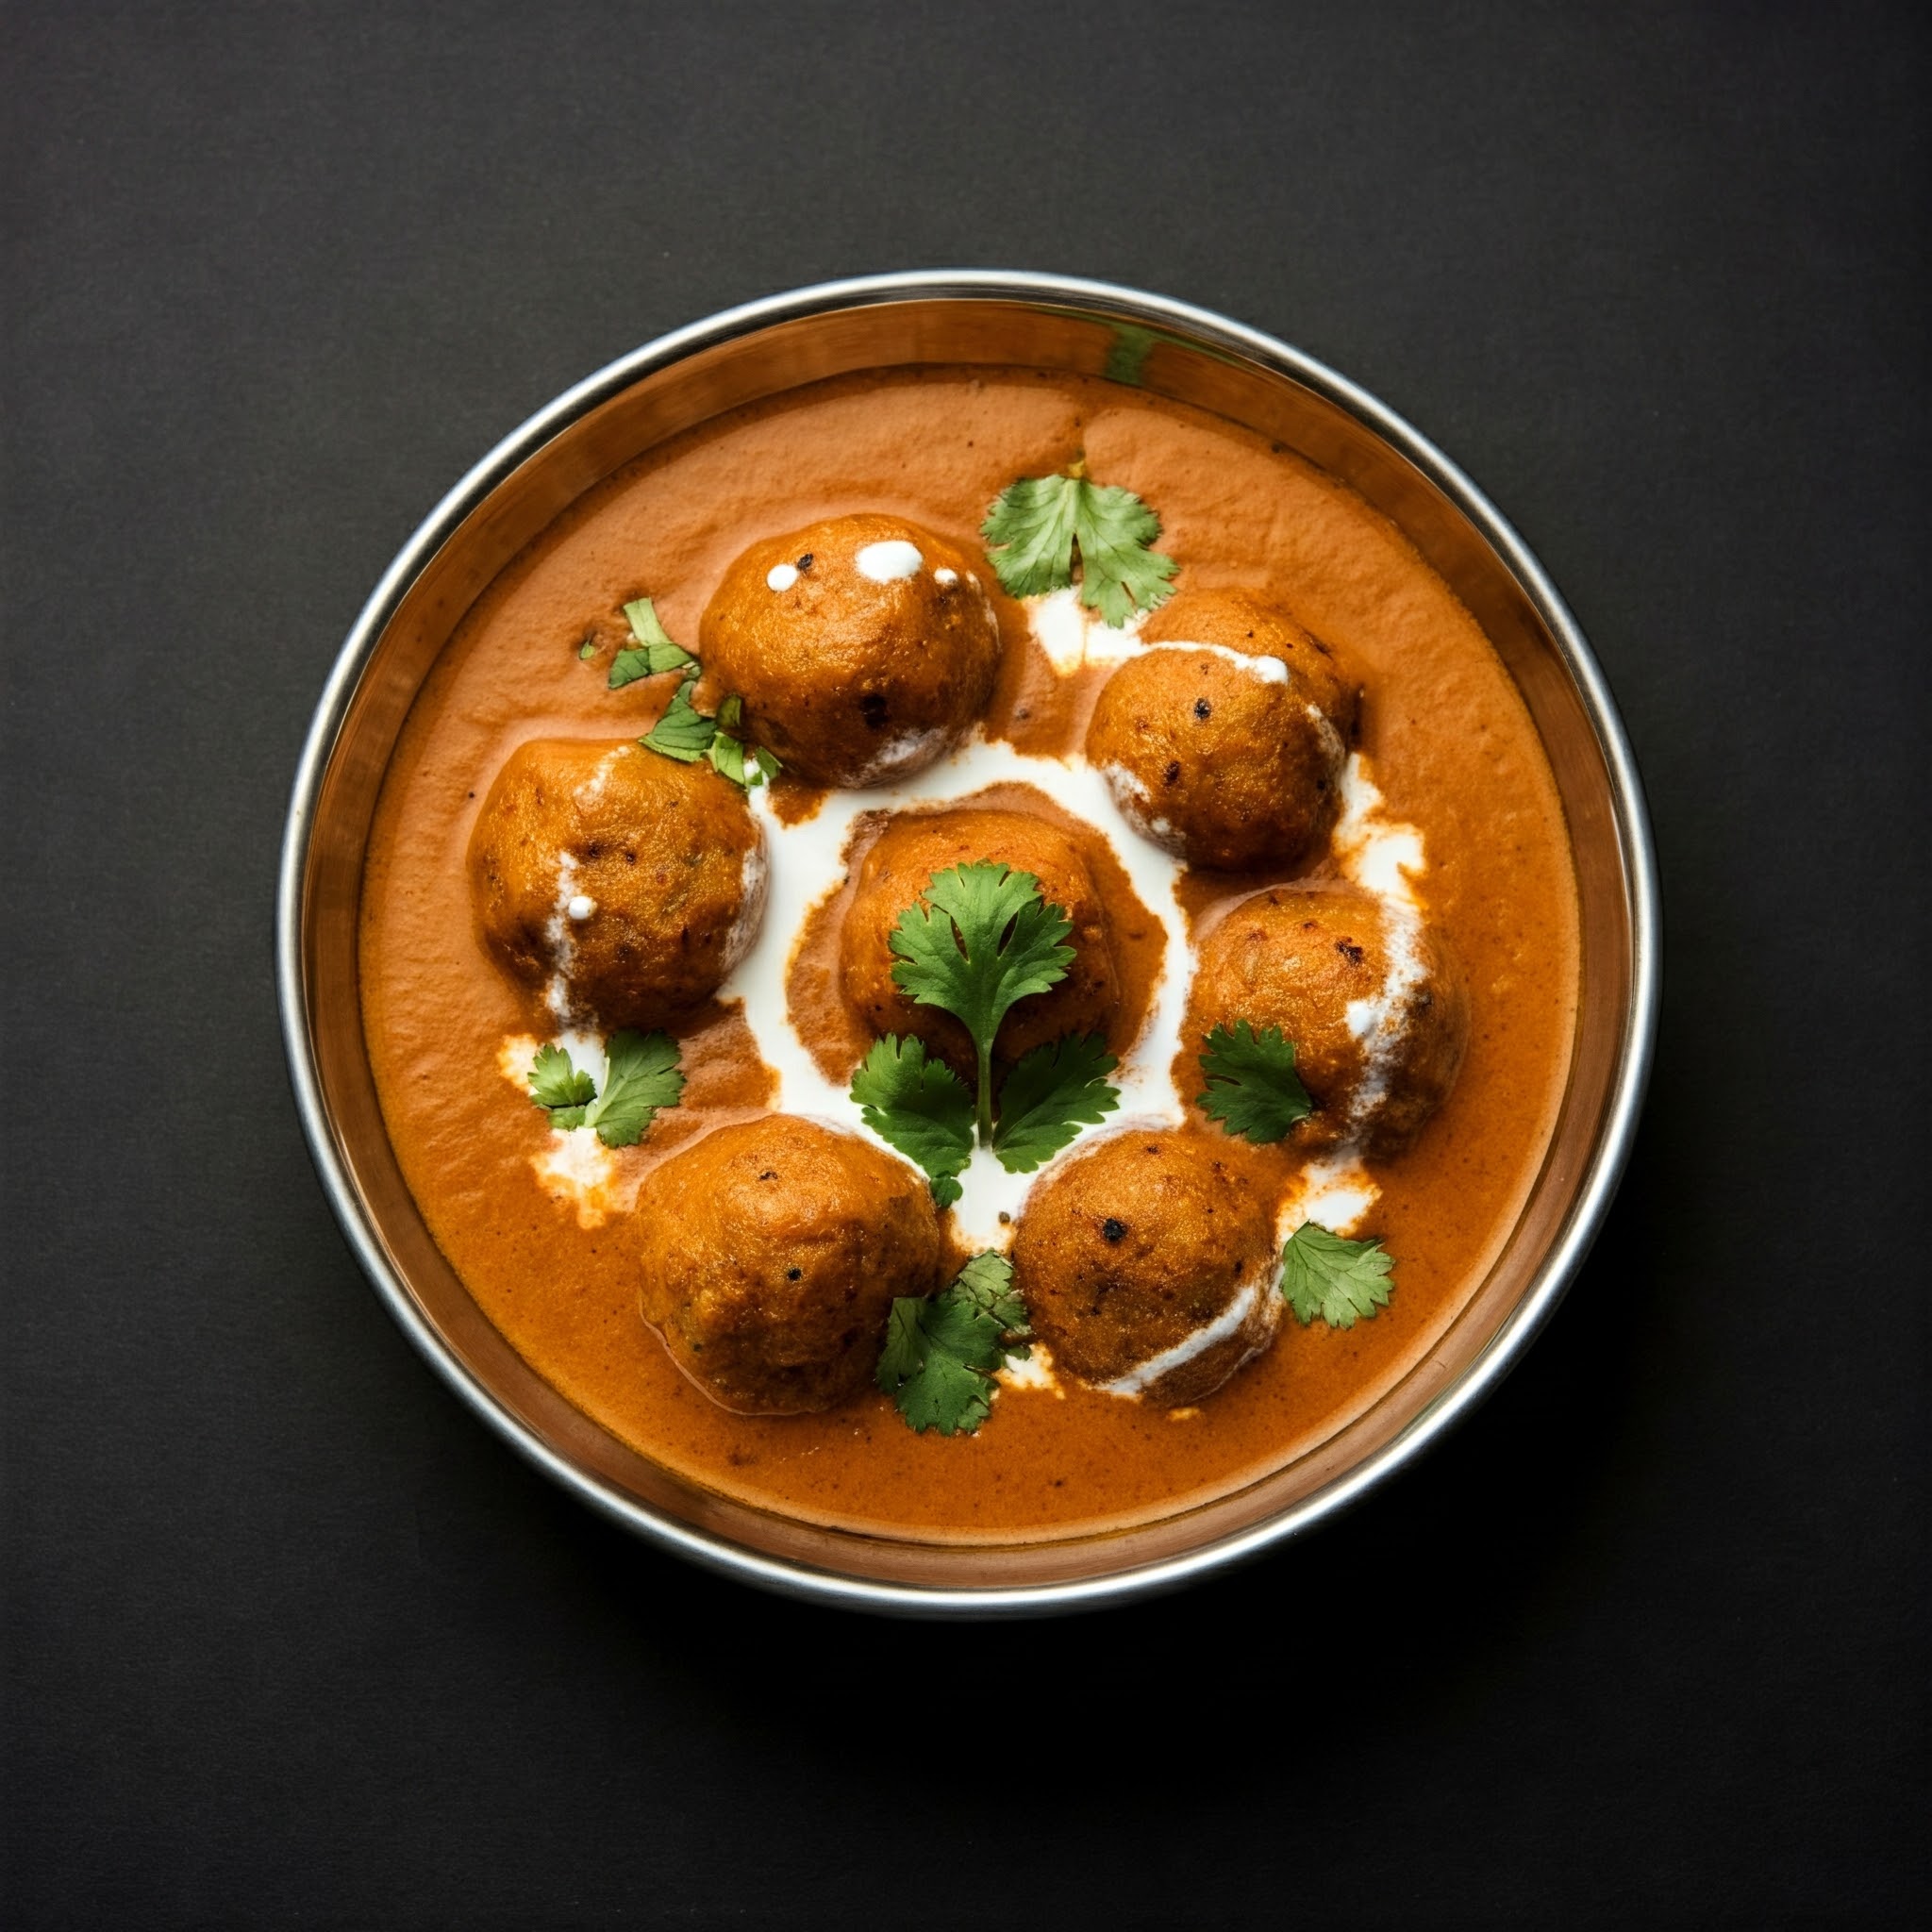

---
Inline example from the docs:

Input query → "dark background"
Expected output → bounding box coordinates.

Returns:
[4,3,1924,1925]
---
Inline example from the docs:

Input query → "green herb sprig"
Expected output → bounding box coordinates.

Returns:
[526,1030,684,1149]
[875,1252,1032,1437]
[639,675,780,790]
[849,861,1121,1203]
[1196,1021,1314,1143]
[1278,1223,1395,1329]
[981,471,1177,626]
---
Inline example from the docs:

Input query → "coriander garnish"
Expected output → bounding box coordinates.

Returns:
[850,1035,974,1208]
[637,673,779,791]
[850,860,1122,1203]
[528,1041,596,1128]
[890,860,1078,1144]
[981,471,1178,625]
[608,595,696,688]
[525,1030,684,1150]
[875,1251,1032,1437]
[1196,1021,1314,1143]
[1278,1223,1394,1329]
[991,1031,1121,1172]
[638,675,716,763]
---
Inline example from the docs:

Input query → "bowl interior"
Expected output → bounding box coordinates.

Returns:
[287,283,1652,1609]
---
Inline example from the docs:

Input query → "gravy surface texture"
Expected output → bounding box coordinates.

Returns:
[358,367,1579,1542]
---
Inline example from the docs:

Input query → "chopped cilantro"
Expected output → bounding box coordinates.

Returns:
[705,729,781,791]
[639,676,716,762]
[1278,1223,1395,1329]
[527,1041,595,1129]
[577,638,598,661]
[1197,1021,1313,1143]
[849,1035,974,1208]
[890,861,1076,1144]
[875,1252,1031,1436]
[981,472,1178,626]
[609,596,696,688]
[635,671,777,791]
[581,1029,683,1149]
[992,1033,1121,1172]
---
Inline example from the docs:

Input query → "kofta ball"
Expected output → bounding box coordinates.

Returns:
[637,1116,944,1415]
[467,738,765,1028]
[1187,885,1468,1155]
[1086,587,1362,871]
[1011,1129,1281,1406]
[841,807,1122,1075]
[699,512,1002,788]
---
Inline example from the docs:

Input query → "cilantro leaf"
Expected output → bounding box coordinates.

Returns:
[577,638,598,661]
[992,1033,1121,1173]
[1197,1021,1314,1143]
[849,1035,974,1208]
[639,676,716,762]
[980,475,1082,598]
[610,596,696,688]
[890,861,1075,1143]
[875,1252,1032,1436]
[1278,1223,1395,1329]
[581,1029,683,1149]
[528,1041,596,1112]
[949,1250,1031,1353]
[981,474,1178,626]
[705,729,780,791]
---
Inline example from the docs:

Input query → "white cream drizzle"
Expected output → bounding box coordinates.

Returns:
[541,855,579,1024]
[996,1341,1062,1395]
[1027,585,1146,673]
[500,591,1436,1378]
[1329,754,1430,1146]
[1140,638,1291,683]
[854,539,924,583]
[1098,1263,1279,1401]
[766,561,799,592]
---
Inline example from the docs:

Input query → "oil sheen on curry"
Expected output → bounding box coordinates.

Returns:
[358,367,1580,1542]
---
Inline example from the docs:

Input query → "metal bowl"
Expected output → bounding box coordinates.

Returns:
[277,272,1658,1616]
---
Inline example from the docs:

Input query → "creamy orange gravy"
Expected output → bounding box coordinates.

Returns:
[358,368,1579,1542]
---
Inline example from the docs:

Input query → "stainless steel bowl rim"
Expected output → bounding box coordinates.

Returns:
[276,270,1660,1618]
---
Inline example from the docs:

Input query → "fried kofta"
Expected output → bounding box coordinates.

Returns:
[1011,1129,1281,1406]
[1087,587,1361,871]
[699,512,1002,788]
[1188,884,1468,1155]
[841,806,1122,1076]
[468,739,765,1028]
[637,1116,944,1415]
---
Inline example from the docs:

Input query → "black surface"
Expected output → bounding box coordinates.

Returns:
[4,4,1924,1926]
